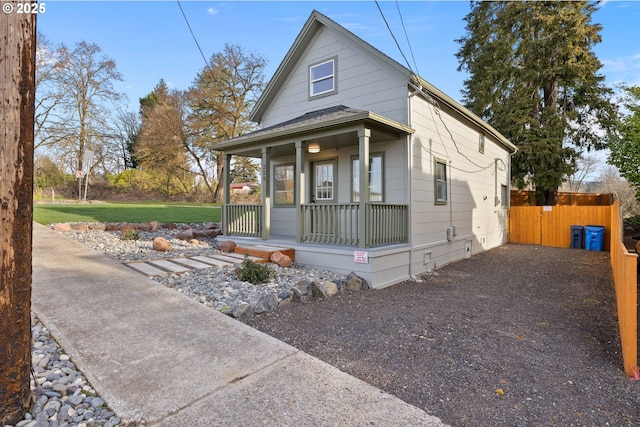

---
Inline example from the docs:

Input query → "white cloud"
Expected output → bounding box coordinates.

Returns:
[601,52,640,87]
[207,7,219,16]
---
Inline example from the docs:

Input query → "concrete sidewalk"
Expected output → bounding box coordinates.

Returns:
[31,223,447,426]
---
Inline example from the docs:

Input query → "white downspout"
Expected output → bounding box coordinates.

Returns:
[407,86,421,280]
[449,160,453,228]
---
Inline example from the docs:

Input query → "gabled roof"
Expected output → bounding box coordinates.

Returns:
[250,10,411,124]
[249,10,516,154]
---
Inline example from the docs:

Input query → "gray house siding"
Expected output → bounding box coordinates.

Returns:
[408,93,511,276]
[261,27,408,129]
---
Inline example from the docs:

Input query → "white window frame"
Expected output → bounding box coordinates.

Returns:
[435,158,448,205]
[309,57,337,98]
[274,163,295,207]
[352,153,384,202]
[313,161,336,202]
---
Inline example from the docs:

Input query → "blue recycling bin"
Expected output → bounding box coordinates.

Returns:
[584,225,605,251]
[570,225,584,249]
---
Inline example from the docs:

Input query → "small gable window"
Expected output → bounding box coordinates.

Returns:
[309,57,337,98]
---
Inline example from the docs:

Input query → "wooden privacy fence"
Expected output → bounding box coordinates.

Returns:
[509,200,638,377]
[609,199,638,377]
[511,190,614,206]
[509,205,611,250]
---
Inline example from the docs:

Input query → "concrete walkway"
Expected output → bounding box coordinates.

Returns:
[31,223,447,426]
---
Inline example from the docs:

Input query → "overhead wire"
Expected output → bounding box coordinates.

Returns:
[374,0,414,73]
[417,86,500,173]
[378,1,494,173]
[177,0,209,68]
[395,1,419,75]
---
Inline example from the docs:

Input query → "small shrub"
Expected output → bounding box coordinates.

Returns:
[236,256,273,285]
[121,229,140,241]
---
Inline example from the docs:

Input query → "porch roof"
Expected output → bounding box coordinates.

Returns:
[216,105,414,156]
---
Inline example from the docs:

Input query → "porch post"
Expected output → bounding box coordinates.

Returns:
[222,152,231,235]
[261,147,271,240]
[295,140,306,244]
[358,127,371,248]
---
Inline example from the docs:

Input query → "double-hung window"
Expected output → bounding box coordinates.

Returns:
[274,164,294,206]
[435,159,448,204]
[309,57,336,98]
[352,154,383,202]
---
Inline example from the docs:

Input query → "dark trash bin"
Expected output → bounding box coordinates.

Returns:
[584,225,605,251]
[570,225,584,249]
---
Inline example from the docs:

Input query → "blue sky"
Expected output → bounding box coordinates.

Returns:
[37,1,640,114]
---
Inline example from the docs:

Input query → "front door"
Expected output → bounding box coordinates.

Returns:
[311,160,336,203]
[310,160,336,237]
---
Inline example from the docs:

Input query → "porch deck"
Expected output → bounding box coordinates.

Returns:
[217,234,412,289]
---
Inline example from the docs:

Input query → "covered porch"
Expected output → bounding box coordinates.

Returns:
[224,201,408,247]
[218,106,415,250]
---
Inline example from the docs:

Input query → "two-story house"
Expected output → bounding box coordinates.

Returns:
[217,10,517,289]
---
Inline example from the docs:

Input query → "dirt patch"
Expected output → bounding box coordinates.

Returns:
[245,244,640,426]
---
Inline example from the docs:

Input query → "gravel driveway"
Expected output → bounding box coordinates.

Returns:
[245,244,640,426]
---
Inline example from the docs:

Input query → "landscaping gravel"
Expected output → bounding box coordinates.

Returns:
[245,244,640,426]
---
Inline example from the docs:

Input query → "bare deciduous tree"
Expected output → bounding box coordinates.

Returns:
[48,41,125,175]
[34,33,66,150]
[564,155,600,192]
[188,44,266,201]
[591,166,640,218]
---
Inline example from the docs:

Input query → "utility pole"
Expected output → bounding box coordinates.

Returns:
[0,7,36,424]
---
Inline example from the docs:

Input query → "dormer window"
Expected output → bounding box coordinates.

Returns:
[309,57,337,98]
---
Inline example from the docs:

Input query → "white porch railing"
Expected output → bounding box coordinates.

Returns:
[224,204,262,237]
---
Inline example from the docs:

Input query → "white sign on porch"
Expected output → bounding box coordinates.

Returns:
[354,251,368,264]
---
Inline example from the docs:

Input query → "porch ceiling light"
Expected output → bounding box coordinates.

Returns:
[308,143,320,153]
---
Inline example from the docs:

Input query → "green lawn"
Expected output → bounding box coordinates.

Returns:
[33,202,221,225]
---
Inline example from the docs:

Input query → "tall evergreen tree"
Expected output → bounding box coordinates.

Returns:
[456,1,617,205]
[230,156,260,184]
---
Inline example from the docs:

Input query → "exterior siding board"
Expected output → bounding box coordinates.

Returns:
[408,93,511,275]
[271,208,297,238]
[262,28,408,128]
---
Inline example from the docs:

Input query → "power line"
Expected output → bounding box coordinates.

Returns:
[374,0,413,73]
[176,0,209,68]
[395,1,419,75]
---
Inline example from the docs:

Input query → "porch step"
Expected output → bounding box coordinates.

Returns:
[234,244,296,262]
